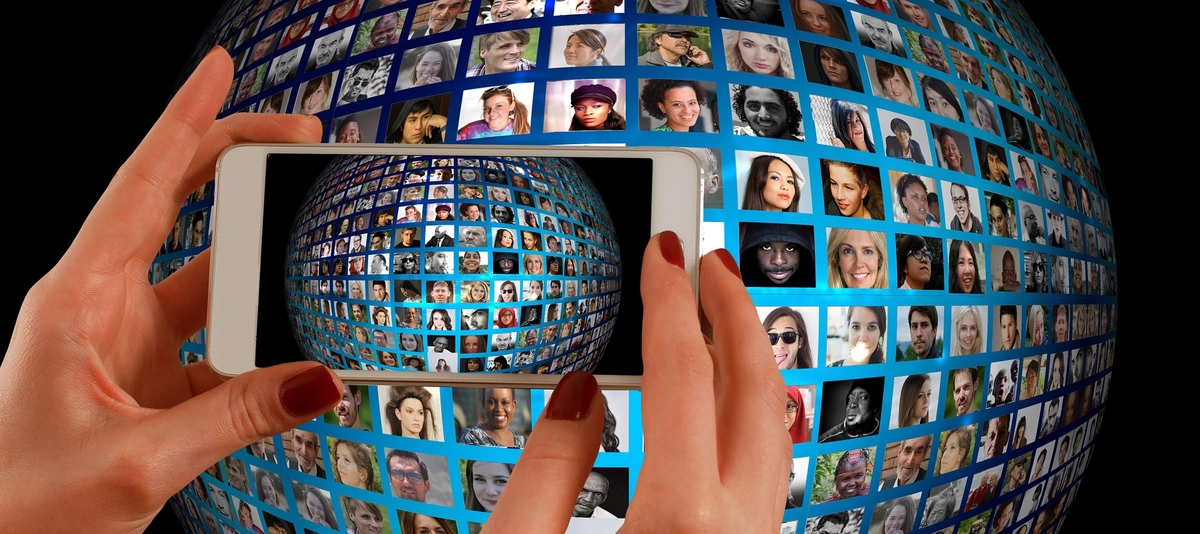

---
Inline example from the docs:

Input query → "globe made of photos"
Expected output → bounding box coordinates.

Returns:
[284,153,623,374]
[161,1,1115,533]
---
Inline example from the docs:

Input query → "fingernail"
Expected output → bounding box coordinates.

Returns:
[714,248,741,280]
[659,230,685,270]
[544,371,598,421]
[280,366,340,417]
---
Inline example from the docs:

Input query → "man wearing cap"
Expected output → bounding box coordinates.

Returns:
[738,222,816,288]
[637,25,713,68]
[570,84,624,130]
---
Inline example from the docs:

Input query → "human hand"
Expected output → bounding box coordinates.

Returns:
[829,133,847,148]
[688,45,712,66]
[483,232,791,532]
[0,48,342,533]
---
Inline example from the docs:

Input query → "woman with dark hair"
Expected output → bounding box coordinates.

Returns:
[459,388,526,448]
[832,306,886,365]
[399,512,458,534]
[885,118,925,163]
[601,394,621,452]
[948,240,983,294]
[562,29,613,66]
[404,42,457,88]
[385,98,448,144]
[640,79,711,132]
[792,0,850,40]
[785,385,808,443]
[427,309,453,330]
[740,154,803,212]
[897,373,932,427]
[762,307,813,369]
[873,59,916,106]
[922,76,963,121]
[881,495,916,534]
[464,460,513,512]
[854,0,891,15]
[299,72,334,115]
[828,99,874,151]
[812,45,863,92]
[897,234,933,289]
[569,83,626,131]
[385,386,438,439]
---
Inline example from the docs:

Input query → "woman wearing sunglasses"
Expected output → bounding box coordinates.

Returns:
[762,307,813,370]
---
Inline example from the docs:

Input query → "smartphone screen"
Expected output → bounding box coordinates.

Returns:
[257,153,653,376]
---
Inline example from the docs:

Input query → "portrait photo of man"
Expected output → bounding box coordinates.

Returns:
[878,435,932,490]
[818,377,884,443]
[738,222,816,288]
[409,0,470,38]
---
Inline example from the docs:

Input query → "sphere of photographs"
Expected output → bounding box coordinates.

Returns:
[284,154,622,375]
[161,1,1114,533]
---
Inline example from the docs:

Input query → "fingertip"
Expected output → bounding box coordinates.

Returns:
[279,364,341,418]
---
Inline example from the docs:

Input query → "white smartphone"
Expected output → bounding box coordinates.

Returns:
[207,144,704,389]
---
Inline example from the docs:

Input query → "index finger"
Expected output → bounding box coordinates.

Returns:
[638,232,718,478]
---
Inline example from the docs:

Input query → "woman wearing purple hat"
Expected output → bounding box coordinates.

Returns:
[569,83,626,131]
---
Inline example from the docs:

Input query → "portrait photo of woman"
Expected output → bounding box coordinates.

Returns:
[879,110,928,164]
[920,75,963,122]
[786,385,812,443]
[396,40,460,90]
[932,125,975,176]
[723,29,794,79]
[758,306,817,370]
[870,495,917,534]
[738,152,811,213]
[821,159,885,219]
[948,240,985,294]
[866,57,917,107]
[826,228,889,289]
[294,72,336,115]
[890,172,937,227]
[549,25,624,68]
[791,0,850,39]
[934,425,975,476]
[891,372,939,429]
[638,79,718,133]
[828,306,887,366]
[463,460,514,512]
[382,386,442,440]
[895,233,943,290]
[329,438,382,492]
[456,387,531,448]
[964,90,999,135]
[949,305,985,356]
[801,42,864,92]
[544,80,627,132]
[457,83,534,140]
[813,97,876,152]
[638,0,707,15]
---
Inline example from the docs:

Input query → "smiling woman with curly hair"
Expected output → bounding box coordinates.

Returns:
[640,79,714,132]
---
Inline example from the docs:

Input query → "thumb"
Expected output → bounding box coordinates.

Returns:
[484,371,604,533]
[142,362,342,494]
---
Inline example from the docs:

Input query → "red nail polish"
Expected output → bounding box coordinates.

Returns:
[280,366,340,417]
[544,371,598,421]
[658,231,685,270]
[714,248,742,280]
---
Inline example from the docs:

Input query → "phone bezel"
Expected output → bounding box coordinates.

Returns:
[207,144,704,389]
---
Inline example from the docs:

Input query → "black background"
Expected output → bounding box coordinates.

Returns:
[257,154,649,373]
[1,1,1145,531]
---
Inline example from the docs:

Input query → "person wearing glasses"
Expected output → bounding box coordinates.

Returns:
[762,307,813,370]
[637,25,713,68]
[338,59,379,105]
[386,450,432,502]
[785,386,808,443]
[897,234,935,290]
[947,183,982,233]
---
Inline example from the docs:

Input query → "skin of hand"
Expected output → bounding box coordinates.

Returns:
[0,48,343,532]
[484,233,792,532]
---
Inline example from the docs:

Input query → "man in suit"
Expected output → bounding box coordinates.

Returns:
[879,435,931,490]
[409,0,468,38]
[286,429,326,477]
[425,226,454,247]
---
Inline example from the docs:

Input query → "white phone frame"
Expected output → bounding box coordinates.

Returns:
[207,144,704,389]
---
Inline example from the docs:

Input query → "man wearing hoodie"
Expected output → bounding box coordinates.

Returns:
[738,223,816,288]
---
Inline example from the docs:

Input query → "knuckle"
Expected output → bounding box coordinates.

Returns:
[224,379,283,445]
[108,441,166,511]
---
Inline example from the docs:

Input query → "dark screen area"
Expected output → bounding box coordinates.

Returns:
[255,153,653,375]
